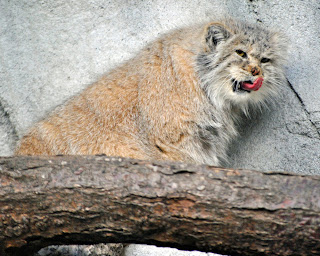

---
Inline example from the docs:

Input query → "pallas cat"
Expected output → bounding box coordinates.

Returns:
[16,18,287,166]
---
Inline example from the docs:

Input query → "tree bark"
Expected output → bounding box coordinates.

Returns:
[0,155,319,256]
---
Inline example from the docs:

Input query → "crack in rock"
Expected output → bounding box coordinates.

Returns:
[309,111,320,131]
[286,120,319,139]
[287,79,320,139]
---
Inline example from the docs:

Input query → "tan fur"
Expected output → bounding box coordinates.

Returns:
[15,19,287,166]
[16,26,207,161]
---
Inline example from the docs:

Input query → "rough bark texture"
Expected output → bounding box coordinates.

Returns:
[0,155,319,256]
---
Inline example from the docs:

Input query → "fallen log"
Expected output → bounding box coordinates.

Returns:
[0,155,319,256]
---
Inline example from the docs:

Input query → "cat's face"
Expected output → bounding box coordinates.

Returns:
[198,20,288,109]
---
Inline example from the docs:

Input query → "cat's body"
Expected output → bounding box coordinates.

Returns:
[15,19,287,165]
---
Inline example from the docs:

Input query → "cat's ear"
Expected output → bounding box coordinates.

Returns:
[205,23,232,51]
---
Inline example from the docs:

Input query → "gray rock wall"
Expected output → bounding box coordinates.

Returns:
[1,0,319,174]
[1,1,319,255]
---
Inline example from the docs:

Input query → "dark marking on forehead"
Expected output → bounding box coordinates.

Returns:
[240,39,250,45]
[250,53,260,59]
[247,25,255,31]
[226,62,232,68]
[263,43,272,51]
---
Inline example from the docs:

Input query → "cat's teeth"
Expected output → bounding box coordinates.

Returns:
[237,81,240,91]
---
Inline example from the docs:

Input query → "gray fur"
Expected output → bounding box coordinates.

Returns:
[193,19,288,164]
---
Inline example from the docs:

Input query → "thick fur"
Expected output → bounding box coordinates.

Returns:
[15,19,287,166]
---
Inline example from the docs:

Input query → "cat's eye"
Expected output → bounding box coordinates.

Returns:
[261,58,271,63]
[236,50,247,58]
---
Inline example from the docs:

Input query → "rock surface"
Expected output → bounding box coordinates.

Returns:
[1,0,319,256]
[123,244,223,256]
[36,244,124,256]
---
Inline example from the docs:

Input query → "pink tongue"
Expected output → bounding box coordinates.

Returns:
[241,77,264,91]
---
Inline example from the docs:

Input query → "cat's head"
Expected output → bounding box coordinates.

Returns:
[197,19,288,111]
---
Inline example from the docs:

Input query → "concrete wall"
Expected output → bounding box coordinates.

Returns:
[1,0,319,255]
[1,0,320,174]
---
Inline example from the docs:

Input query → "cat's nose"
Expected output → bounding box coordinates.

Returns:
[251,66,261,76]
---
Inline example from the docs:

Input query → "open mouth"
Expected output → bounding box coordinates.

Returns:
[232,79,252,93]
[232,77,264,93]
